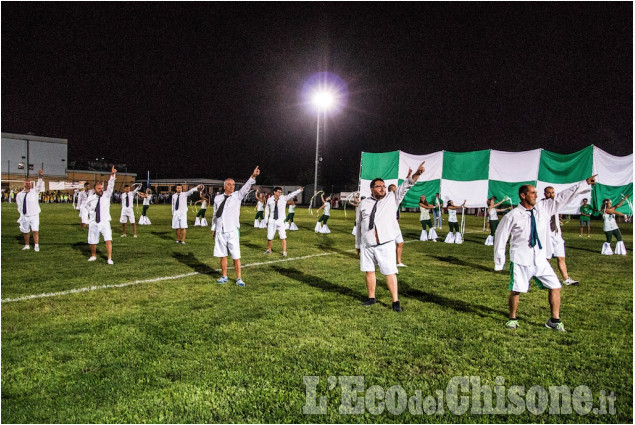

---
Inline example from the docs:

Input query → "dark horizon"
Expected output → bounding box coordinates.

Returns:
[2,2,632,189]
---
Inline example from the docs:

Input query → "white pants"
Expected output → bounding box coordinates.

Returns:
[172,213,188,229]
[120,207,136,224]
[88,221,113,245]
[267,220,287,240]
[550,232,565,258]
[360,241,397,275]
[214,229,241,259]
[18,215,39,233]
[509,260,561,293]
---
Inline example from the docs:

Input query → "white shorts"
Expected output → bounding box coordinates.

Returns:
[360,241,397,275]
[550,232,565,258]
[88,221,113,245]
[18,215,39,233]
[214,229,241,259]
[509,260,561,293]
[120,207,136,224]
[395,230,404,244]
[267,220,287,240]
[172,213,188,229]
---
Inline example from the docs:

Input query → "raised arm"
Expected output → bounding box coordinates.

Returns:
[237,166,260,200]
[34,169,45,193]
[395,162,425,205]
[105,166,117,197]
[285,187,304,201]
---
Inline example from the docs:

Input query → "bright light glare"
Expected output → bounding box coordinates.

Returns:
[313,92,334,109]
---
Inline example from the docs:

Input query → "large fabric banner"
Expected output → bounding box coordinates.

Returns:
[358,146,632,214]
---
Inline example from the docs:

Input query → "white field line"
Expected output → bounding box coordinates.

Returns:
[1,240,421,304]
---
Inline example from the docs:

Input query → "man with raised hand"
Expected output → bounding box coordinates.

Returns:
[494,176,596,332]
[172,183,204,244]
[213,166,260,287]
[82,166,117,264]
[16,169,45,252]
[120,183,141,238]
[355,162,426,312]
[264,186,304,257]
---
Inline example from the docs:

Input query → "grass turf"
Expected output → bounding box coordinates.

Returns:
[1,202,632,423]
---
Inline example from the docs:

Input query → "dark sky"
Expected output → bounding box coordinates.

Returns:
[2,2,632,189]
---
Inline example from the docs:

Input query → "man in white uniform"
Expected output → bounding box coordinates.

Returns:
[120,183,141,238]
[16,169,45,251]
[77,182,92,230]
[355,162,426,312]
[544,187,579,286]
[494,176,596,332]
[172,183,204,244]
[264,186,303,256]
[81,166,117,264]
[213,166,260,287]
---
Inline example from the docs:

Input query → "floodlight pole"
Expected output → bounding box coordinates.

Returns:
[313,107,321,207]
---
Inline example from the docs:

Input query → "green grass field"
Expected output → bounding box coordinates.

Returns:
[1,202,632,423]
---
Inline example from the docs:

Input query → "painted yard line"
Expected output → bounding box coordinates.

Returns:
[1,252,334,303]
[2,240,422,304]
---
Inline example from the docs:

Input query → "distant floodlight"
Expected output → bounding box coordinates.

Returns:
[313,92,334,110]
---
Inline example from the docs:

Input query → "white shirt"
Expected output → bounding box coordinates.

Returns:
[201,199,208,209]
[603,213,618,232]
[172,187,199,215]
[494,181,590,270]
[82,176,116,223]
[256,201,264,212]
[488,207,499,221]
[213,177,256,233]
[448,209,458,223]
[143,196,151,206]
[323,202,331,215]
[288,204,295,213]
[264,189,303,224]
[419,206,430,220]
[121,186,140,210]
[355,178,415,248]
[16,178,45,217]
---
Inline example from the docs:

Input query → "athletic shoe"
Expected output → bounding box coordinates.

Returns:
[545,319,566,332]
[282,252,288,257]
[361,298,376,306]
[563,277,579,286]
[88,256,97,262]
[587,235,590,238]
[397,263,407,267]
[133,235,138,238]
[217,276,228,284]
[392,301,402,312]
[505,319,519,329]
[578,234,582,237]
[264,249,272,255]
[121,234,127,237]
[34,245,40,252]
[176,240,180,244]
[236,278,245,287]
[107,259,114,265]
[22,245,30,250]
[180,241,186,245]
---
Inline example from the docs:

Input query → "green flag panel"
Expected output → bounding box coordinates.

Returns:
[397,179,441,209]
[538,146,593,183]
[591,183,633,215]
[442,150,490,181]
[488,180,537,206]
[360,151,400,180]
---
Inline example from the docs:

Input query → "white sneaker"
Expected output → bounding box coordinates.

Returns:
[282,251,288,257]
[22,245,30,250]
[107,259,114,265]
[121,234,127,237]
[397,263,407,267]
[88,256,97,262]
[133,235,138,238]
[34,245,40,252]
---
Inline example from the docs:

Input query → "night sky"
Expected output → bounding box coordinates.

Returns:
[2,2,632,189]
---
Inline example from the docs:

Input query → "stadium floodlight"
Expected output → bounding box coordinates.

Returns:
[302,72,348,206]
